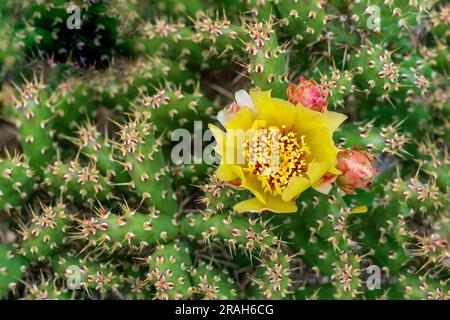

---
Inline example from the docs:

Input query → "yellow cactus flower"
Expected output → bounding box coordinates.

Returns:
[209,90,347,213]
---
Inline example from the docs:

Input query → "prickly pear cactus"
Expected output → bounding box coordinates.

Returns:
[0,0,448,301]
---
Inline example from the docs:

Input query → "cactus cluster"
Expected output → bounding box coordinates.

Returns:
[0,0,448,300]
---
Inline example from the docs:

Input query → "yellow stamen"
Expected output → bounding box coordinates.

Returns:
[244,126,310,195]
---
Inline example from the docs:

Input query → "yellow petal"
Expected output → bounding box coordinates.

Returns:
[232,166,266,205]
[251,119,267,130]
[216,163,238,181]
[282,176,311,202]
[249,90,297,130]
[294,105,347,135]
[225,107,255,130]
[234,195,297,213]
[307,132,339,166]
[294,105,327,137]
[265,194,298,213]
[322,111,348,132]
[350,205,368,214]
[328,166,342,175]
[307,161,331,185]
[208,124,226,155]
[234,197,266,213]
[294,106,344,168]
[209,124,248,165]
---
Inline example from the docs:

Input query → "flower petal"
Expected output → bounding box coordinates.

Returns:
[232,166,266,205]
[282,176,311,202]
[209,124,248,165]
[328,166,342,175]
[234,197,266,213]
[312,172,338,194]
[322,111,348,132]
[307,161,331,185]
[217,110,226,127]
[235,90,255,109]
[249,90,297,130]
[225,108,255,130]
[295,105,347,135]
[264,194,297,213]
[216,163,238,181]
[208,124,226,155]
[307,132,339,166]
[234,195,297,213]
[312,179,334,194]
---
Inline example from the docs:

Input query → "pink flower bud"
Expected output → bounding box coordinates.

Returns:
[287,77,328,112]
[336,148,378,194]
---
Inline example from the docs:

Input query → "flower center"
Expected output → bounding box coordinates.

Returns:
[244,127,310,195]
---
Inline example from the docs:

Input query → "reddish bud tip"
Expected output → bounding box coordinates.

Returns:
[336,148,378,194]
[287,77,328,112]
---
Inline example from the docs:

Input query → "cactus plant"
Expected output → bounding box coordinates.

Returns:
[0,0,448,302]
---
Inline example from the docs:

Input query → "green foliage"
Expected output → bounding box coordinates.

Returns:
[0,244,28,298]
[0,0,448,300]
[0,153,34,213]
